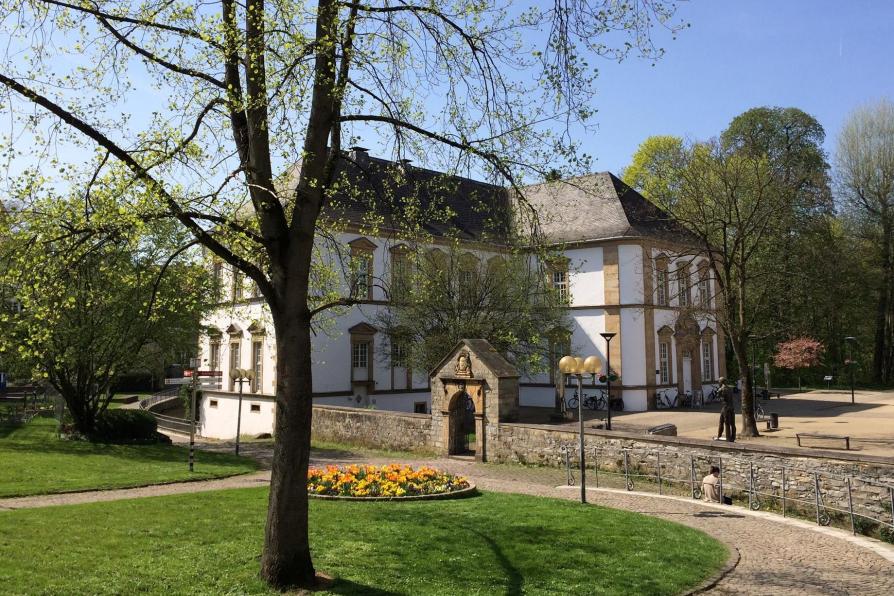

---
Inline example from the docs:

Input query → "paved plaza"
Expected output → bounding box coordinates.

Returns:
[520,388,894,457]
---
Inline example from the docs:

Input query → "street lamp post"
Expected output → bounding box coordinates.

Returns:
[558,354,601,504]
[845,337,856,405]
[600,332,617,431]
[188,357,201,472]
[229,368,255,455]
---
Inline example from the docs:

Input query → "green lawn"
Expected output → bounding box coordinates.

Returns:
[0,488,727,595]
[0,417,257,497]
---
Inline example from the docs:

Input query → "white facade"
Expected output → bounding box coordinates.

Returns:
[196,171,723,439]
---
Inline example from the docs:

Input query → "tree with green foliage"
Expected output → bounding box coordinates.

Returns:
[621,135,685,209]
[376,244,568,376]
[836,98,894,384]
[625,107,830,436]
[0,194,211,436]
[0,0,686,587]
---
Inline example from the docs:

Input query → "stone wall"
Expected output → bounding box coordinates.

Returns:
[311,405,433,452]
[490,423,894,520]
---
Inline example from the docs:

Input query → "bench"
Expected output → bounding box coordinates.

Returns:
[796,433,850,450]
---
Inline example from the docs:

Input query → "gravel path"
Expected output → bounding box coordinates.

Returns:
[2,442,893,595]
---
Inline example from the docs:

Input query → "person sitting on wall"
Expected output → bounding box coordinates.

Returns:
[715,377,736,442]
[702,466,721,502]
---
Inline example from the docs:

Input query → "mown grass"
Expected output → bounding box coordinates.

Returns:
[0,417,257,497]
[0,488,728,595]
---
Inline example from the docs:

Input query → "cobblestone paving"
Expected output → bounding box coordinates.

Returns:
[3,441,893,595]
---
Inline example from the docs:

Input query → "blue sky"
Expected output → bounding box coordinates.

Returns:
[585,0,894,175]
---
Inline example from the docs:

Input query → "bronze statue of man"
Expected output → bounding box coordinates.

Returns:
[716,377,736,442]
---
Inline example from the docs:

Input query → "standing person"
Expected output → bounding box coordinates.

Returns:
[715,377,736,442]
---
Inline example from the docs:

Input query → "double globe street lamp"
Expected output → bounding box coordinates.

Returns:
[229,368,255,455]
[558,354,601,504]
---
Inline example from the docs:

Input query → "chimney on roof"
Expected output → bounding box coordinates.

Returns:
[398,158,413,174]
[349,146,369,163]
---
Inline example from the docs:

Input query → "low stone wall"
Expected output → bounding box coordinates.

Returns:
[312,405,433,453]
[490,423,894,520]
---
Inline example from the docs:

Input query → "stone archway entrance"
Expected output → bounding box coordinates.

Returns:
[430,339,520,462]
[447,390,476,455]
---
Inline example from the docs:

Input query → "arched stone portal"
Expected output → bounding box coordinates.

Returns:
[430,339,519,462]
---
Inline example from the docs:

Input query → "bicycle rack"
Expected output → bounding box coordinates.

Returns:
[814,472,831,526]
[623,450,634,491]
[690,456,701,500]
[562,445,574,486]
[749,462,761,510]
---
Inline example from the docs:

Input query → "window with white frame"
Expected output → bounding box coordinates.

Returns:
[229,341,241,390]
[677,267,689,307]
[655,257,669,306]
[251,340,263,392]
[698,273,710,306]
[352,341,369,370]
[659,342,671,384]
[702,340,714,381]
[551,269,568,303]
[209,340,221,371]
[232,267,244,301]
[391,341,407,368]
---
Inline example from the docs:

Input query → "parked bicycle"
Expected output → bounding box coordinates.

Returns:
[703,384,721,403]
[567,389,607,410]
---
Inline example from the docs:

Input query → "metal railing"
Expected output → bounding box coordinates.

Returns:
[140,387,192,434]
[139,387,181,411]
[562,443,894,542]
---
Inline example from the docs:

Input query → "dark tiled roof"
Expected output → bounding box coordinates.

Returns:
[307,152,511,243]
[288,154,694,246]
[519,172,698,245]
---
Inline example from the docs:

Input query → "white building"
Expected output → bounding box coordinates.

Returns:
[198,153,723,439]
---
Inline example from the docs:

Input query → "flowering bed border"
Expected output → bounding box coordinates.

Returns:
[308,483,478,502]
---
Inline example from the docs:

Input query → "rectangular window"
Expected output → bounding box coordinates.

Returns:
[702,341,713,381]
[353,255,372,299]
[677,268,689,307]
[229,342,241,391]
[250,403,261,413]
[414,402,427,414]
[656,269,668,306]
[352,342,369,369]
[212,262,223,301]
[209,342,220,371]
[232,267,244,301]
[209,399,218,408]
[391,342,407,368]
[659,342,670,384]
[391,252,409,301]
[698,277,710,306]
[552,269,568,303]
[251,340,263,393]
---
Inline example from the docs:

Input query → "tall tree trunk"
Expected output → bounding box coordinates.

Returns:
[874,217,894,384]
[259,304,316,587]
[734,338,760,437]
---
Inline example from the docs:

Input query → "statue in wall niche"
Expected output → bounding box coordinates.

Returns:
[455,351,472,378]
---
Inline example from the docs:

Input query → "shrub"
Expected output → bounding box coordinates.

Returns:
[91,409,160,444]
[881,524,894,544]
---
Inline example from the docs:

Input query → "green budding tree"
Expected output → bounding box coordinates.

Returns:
[0,0,685,587]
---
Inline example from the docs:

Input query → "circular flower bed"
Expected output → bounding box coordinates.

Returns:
[307,464,473,500]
